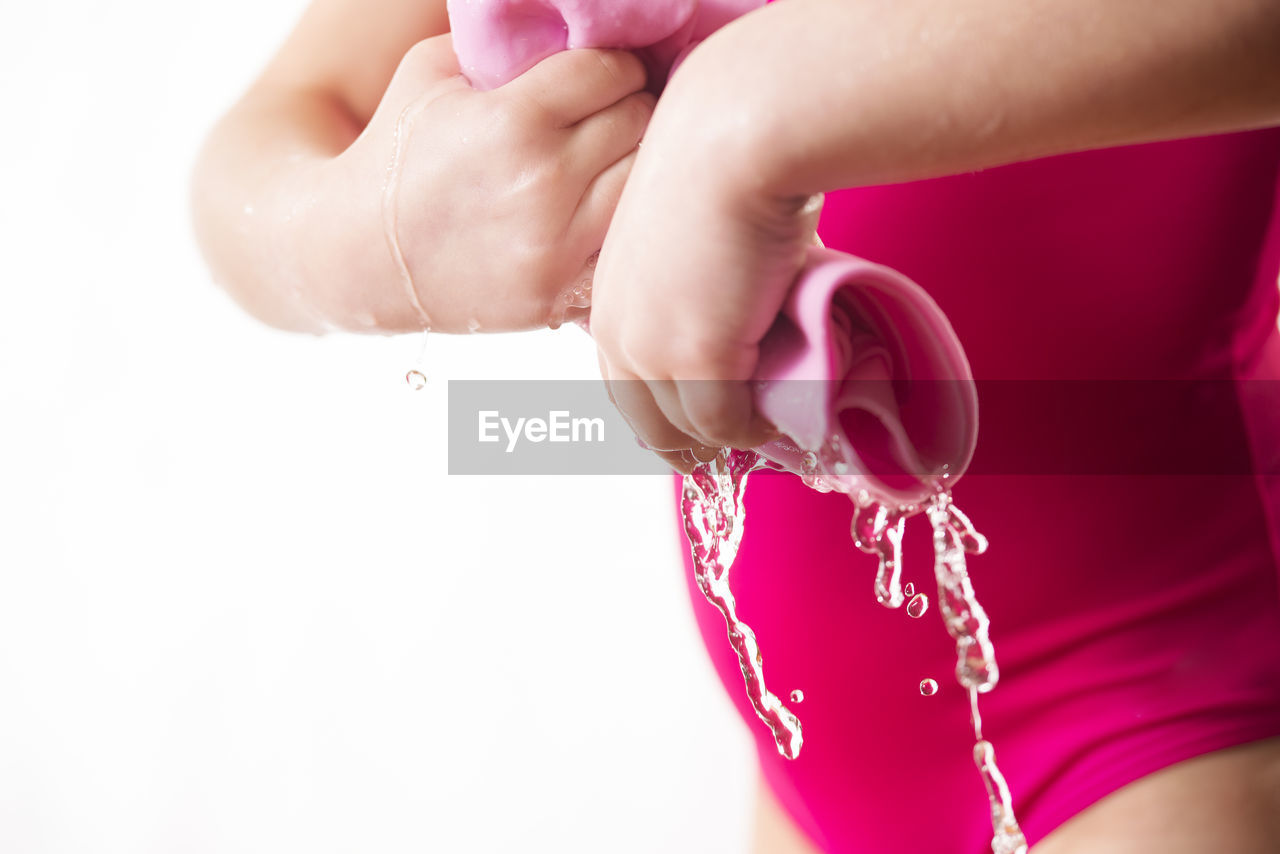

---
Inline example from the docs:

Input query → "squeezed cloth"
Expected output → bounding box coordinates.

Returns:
[448,0,979,503]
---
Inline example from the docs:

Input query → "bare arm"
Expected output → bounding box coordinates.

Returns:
[675,0,1280,205]
[590,0,1280,455]
[190,0,449,331]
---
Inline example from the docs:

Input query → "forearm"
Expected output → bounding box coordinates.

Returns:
[659,0,1280,204]
[191,86,366,332]
[191,0,450,333]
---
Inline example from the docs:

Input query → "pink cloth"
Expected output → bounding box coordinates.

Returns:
[752,247,977,505]
[447,0,764,90]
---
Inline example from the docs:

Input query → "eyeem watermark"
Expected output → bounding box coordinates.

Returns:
[448,379,1280,476]
[478,410,605,452]
[449,380,671,474]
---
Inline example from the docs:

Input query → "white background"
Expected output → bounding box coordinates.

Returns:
[0,3,755,852]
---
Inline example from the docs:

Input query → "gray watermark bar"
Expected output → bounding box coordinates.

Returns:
[448,379,673,475]
[447,379,1280,476]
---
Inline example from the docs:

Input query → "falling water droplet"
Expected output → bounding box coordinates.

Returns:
[799,450,832,492]
[405,370,427,391]
[800,451,818,474]
[676,452,1022,850]
[404,329,430,389]
[851,501,907,608]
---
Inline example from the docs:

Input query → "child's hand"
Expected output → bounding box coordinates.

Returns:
[327,35,655,333]
[588,101,821,467]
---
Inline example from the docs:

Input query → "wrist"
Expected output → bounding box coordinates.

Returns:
[283,144,426,334]
[653,9,821,212]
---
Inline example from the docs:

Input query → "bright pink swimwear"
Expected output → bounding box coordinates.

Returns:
[677,130,1280,852]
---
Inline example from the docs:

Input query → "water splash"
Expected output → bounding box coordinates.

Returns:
[927,492,998,692]
[969,685,984,741]
[946,501,990,556]
[547,251,598,330]
[547,279,593,330]
[851,498,908,608]
[681,449,803,759]
[974,739,1029,854]
[841,481,1025,852]
[925,494,1026,853]
[677,446,1025,852]
[804,435,852,492]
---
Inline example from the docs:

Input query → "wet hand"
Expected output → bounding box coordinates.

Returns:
[588,97,823,472]
[332,35,655,332]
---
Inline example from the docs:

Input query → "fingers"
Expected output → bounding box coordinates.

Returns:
[506,49,648,126]
[607,366,705,453]
[569,149,638,250]
[599,357,720,472]
[676,378,779,449]
[598,337,779,456]
[566,90,655,179]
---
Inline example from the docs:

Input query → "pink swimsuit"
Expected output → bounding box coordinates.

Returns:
[678,130,1280,852]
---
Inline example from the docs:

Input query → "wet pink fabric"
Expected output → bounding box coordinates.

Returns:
[447,0,765,90]
[751,247,978,505]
